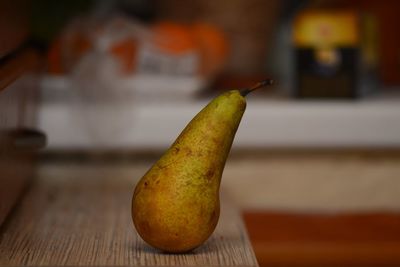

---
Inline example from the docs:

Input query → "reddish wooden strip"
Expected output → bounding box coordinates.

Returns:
[244,212,400,267]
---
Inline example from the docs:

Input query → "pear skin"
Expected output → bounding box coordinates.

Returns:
[132,80,272,253]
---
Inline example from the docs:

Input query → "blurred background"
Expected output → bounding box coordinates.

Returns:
[31,0,400,149]
[1,0,400,266]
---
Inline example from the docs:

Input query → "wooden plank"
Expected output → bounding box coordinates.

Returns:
[244,212,400,267]
[0,49,41,226]
[0,163,258,267]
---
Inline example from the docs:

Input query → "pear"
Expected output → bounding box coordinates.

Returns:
[132,79,273,253]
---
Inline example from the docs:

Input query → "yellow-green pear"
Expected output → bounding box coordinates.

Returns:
[132,80,273,253]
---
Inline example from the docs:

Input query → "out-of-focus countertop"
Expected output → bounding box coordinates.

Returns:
[221,151,400,211]
[40,150,400,212]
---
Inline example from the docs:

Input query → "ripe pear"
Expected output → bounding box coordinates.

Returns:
[132,80,273,253]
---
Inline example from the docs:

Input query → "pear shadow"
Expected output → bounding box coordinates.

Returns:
[131,241,201,255]
[128,238,220,256]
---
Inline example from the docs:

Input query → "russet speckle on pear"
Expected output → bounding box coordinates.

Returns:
[132,80,271,253]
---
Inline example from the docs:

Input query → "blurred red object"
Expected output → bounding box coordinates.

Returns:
[109,38,137,74]
[47,38,63,75]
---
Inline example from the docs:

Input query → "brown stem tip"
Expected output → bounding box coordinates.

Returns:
[240,78,274,96]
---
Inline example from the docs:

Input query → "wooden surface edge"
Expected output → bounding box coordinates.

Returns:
[0,49,40,93]
[253,241,400,267]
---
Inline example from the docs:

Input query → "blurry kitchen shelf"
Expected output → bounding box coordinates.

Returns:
[39,76,400,149]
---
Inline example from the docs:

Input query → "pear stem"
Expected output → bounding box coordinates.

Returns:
[239,79,274,97]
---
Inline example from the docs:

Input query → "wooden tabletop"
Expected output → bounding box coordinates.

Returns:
[0,162,258,267]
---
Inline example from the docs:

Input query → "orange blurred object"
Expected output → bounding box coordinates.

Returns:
[109,38,137,74]
[192,22,228,76]
[151,21,228,76]
[152,22,198,54]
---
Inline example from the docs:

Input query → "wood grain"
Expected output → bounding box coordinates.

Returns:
[0,163,258,267]
[244,212,400,267]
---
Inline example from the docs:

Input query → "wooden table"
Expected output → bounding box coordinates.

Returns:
[0,162,258,267]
